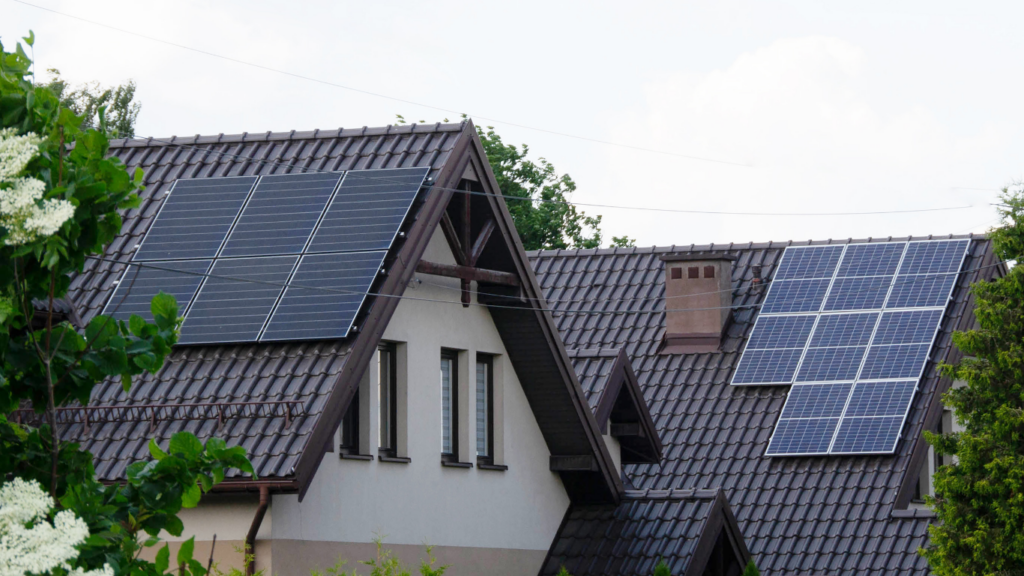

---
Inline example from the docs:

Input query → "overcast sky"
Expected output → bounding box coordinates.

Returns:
[4,1,1021,246]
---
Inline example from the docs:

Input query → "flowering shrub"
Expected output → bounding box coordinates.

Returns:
[0,128,76,245]
[0,478,110,576]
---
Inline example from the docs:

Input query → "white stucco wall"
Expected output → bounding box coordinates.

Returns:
[271,228,570,553]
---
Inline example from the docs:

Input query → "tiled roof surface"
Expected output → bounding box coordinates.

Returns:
[567,348,623,412]
[529,236,999,575]
[62,123,467,480]
[541,489,721,576]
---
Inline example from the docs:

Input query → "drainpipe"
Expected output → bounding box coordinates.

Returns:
[245,486,269,576]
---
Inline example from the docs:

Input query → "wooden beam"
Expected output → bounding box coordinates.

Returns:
[549,455,598,472]
[416,260,519,287]
[439,213,466,265]
[467,218,496,267]
[610,422,645,437]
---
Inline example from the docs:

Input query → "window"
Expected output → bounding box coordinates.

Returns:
[339,389,359,454]
[378,343,397,454]
[441,350,458,458]
[476,355,494,461]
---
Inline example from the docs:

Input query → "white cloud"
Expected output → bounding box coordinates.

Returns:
[590,36,1010,246]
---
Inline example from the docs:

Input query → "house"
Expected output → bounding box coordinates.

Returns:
[44,121,751,576]
[528,237,1003,575]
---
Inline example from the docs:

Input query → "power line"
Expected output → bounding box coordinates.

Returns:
[12,0,749,167]
[133,136,981,217]
[85,254,1001,316]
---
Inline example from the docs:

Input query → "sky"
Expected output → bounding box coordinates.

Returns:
[4,1,1022,247]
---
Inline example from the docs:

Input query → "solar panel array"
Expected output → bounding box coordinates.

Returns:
[103,168,429,344]
[730,240,969,456]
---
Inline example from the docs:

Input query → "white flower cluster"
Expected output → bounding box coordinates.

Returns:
[0,478,112,576]
[0,128,75,246]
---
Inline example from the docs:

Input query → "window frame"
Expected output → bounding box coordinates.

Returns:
[378,342,398,456]
[339,388,360,455]
[441,349,459,461]
[476,354,495,464]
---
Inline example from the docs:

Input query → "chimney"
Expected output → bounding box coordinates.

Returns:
[659,254,737,354]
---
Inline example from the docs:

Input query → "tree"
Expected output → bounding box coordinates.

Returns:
[37,68,140,139]
[921,184,1024,575]
[1,33,251,576]
[396,115,635,250]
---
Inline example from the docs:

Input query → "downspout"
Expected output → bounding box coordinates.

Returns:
[245,486,269,576]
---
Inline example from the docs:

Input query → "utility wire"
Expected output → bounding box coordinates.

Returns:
[135,136,980,217]
[12,0,749,167]
[86,255,1001,316]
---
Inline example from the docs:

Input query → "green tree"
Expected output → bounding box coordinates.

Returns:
[921,184,1024,575]
[38,68,140,138]
[1,33,251,576]
[395,115,634,250]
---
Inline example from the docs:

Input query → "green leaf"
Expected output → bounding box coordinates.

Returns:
[182,482,201,508]
[151,292,178,328]
[92,348,128,375]
[148,438,168,460]
[120,372,132,393]
[177,536,195,566]
[164,514,184,537]
[168,431,203,459]
[155,545,170,573]
[22,30,35,47]
[128,314,146,337]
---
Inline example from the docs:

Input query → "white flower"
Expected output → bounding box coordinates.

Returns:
[24,198,76,238]
[0,478,109,576]
[0,128,41,181]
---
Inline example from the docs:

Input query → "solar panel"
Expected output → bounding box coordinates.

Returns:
[746,315,816,349]
[765,418,838,456]
[760,279,831,314]
[743,239,970,456]
[830,416,904,454]
[836,243,904,277]
[134,177,257,261]
[823,276,892,311]
[796,347,866,382]
[260,251,386,341]
[307,167,428,253]
[808,313,877,347]
[773,245,843,280]
[731,348,803,385]
[220,172,342,257]
[178,256,297,345]
[104,260,211,323]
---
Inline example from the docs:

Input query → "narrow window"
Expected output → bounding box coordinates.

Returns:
[339,389,359,454]
[441,350,459,458]
[476,355,494,460]
[378,343,398,454]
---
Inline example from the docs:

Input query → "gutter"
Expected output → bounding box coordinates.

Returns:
[244,485,269,576]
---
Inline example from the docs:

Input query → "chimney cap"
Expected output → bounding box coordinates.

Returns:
[659,254,739,263]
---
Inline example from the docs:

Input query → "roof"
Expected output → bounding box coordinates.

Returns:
[541,489,749,576]
[62,123,467,484]
[56,121,622,503]
[529,235,1003,575]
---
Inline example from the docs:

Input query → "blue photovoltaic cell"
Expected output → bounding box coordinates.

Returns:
[859,344,930,380]
[836,243,905,277]
[873,310,943,345]
[260,251,386,341]
[766,418,839,455]
[220,172,342,257]
[796,346,866,382]
[178,256,297,345]
[746,315,816,349]
[306,167,428,253]
[886,274,957,309]
[774,245,843,280]
[808,313,878,347]
[898,240,969,275]
[134,177,257,261]
[830,416,904,454]
[761,279,831,314]
[104,260,211,323]
[823,276,892,311]
[844,381,916,417]
[732,348,803,384]
[779,383,853,419]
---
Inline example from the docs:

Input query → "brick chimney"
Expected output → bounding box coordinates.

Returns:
[659,254,737,354]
